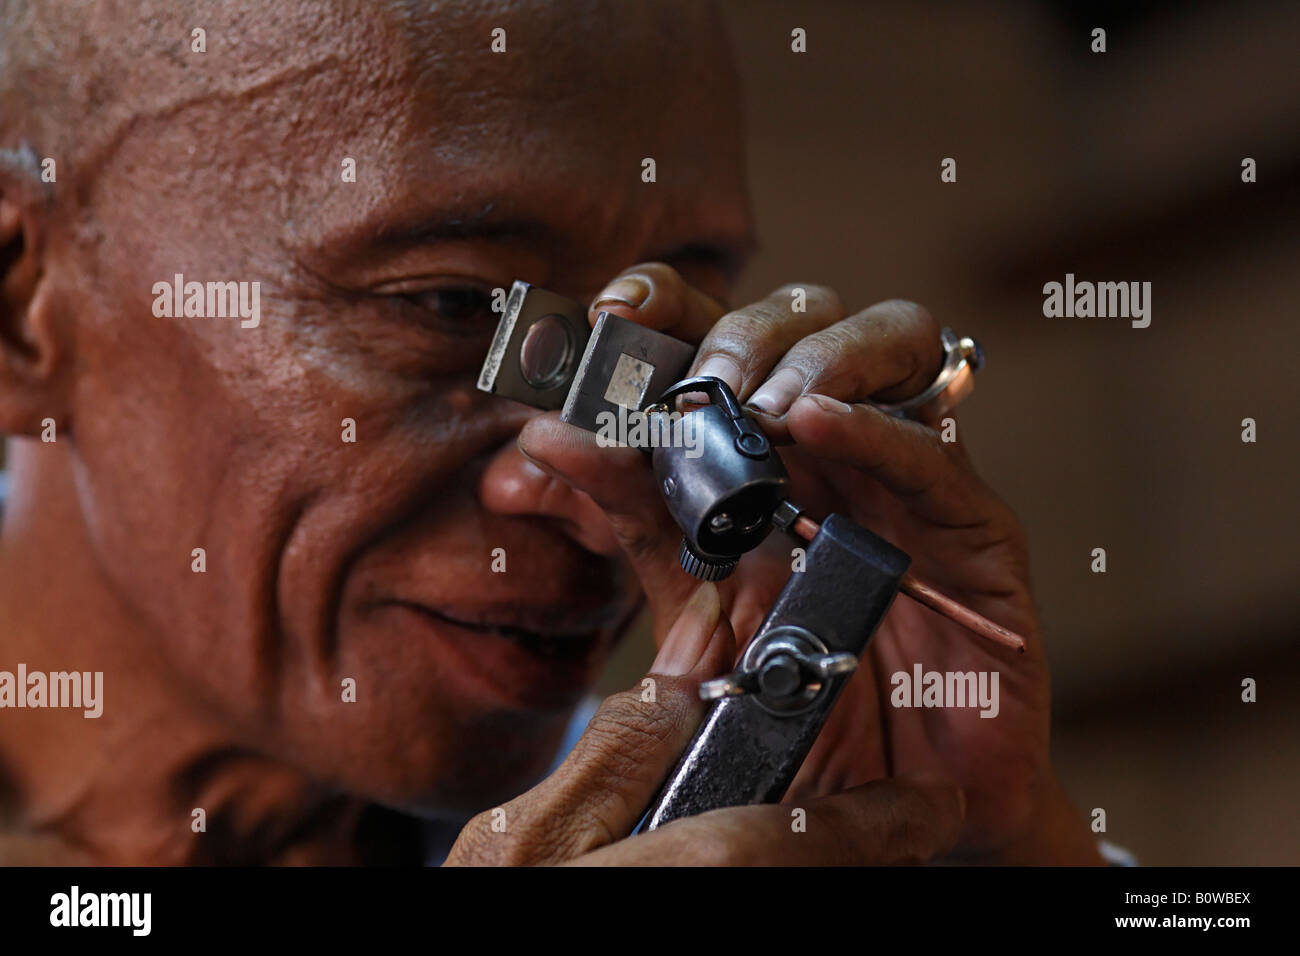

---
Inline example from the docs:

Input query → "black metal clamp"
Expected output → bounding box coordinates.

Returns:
[634,377,911,831]
[636,512,909,830]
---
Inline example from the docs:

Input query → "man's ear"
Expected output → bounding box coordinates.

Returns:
[0,150,68,438]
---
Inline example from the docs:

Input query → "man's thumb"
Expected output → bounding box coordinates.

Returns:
[526,583,735,857]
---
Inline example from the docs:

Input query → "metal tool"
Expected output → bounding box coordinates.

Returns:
[476,281,1027,830]
[477,282,590,410]
[636,511,909,829]
[649,376,790,581]
[634,377,1022,827]
[477,280,694,431]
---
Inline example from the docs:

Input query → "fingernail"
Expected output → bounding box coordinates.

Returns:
[592,276,650,310]
[746,368,805,418]
[651,582,721,676]
[694,355,744,396]
[804,393,853,415]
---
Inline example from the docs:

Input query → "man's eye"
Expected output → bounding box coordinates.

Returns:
[403,285,494,324]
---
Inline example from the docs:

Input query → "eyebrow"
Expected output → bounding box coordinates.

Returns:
[366,200,554,246]
[348,198,757,282]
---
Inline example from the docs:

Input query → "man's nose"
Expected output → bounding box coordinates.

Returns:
[478,438,623,556]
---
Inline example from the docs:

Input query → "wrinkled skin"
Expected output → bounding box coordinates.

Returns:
[0,0,1099,864]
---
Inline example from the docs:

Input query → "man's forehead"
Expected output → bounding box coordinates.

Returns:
[21,0,750,287]
[388,1,740,148]
[288,1,751,282]
[22,0,734,169]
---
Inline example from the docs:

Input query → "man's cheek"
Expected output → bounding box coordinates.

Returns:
[266,662,571,810]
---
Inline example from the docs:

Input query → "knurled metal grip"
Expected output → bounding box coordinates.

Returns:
[636,514,910,831]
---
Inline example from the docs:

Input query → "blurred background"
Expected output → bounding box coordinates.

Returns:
[594,0,1300,864]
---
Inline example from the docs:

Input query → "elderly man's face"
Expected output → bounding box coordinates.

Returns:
[46,1,751,811]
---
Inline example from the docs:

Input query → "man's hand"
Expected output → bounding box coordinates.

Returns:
[444,583,965,866]
[515,265,1103,865]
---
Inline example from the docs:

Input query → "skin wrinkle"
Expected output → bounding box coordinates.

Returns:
[194,368,320,720]
[3,3,374,189]
[79,57,350,202]
[307,409,480,688]
[261,493,310,720]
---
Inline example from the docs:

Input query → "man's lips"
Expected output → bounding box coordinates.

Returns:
[385,600,616,659]
[368,596,636,712]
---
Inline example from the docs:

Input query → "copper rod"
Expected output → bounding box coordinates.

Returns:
[790,514,1026,654]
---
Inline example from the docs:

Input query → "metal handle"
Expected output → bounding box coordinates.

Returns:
[635,515,910,832]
